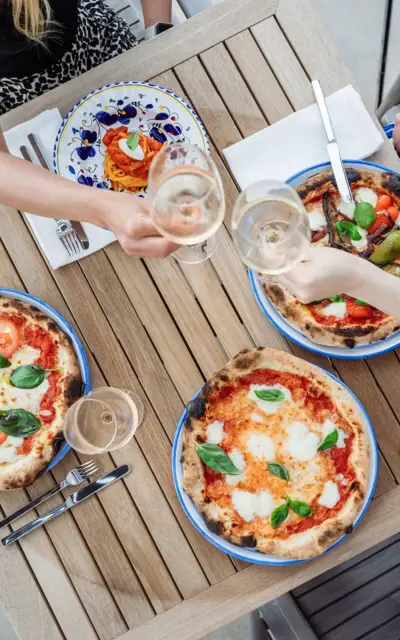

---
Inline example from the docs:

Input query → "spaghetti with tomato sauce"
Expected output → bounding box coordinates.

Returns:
[198,368,356,540]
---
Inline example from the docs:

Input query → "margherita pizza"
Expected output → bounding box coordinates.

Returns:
[0,295,82,490]
[182,348,369,559]
[264,168,400,347]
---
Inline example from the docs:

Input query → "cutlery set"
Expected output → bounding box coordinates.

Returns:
[20,133,90,257]
[1,462,131,546]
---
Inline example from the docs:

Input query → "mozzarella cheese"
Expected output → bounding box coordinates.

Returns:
[321,419,348,449]
[0,378,49,416]
[321,301,347,319]
[225,449,246,486]
[351,226,368,251]
[337,198,356,219]
[355,187,378,208]
[251,412,264,423]
[247,433,275,461]
[318,481,340,508]
[232,489,276,522]
[0,446,21,464]
[206,420,225,444]
[11,346,41,369]
[119,137,145,161]
[248,384,291,415]
[286,422,320,461]
[308,210,327,231]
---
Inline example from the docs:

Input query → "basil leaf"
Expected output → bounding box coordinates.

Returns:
[271,503,289,529]
[254,389,285,402]
[127,132,139,151]
[354,202,376,230]
[10,365,46,389]
[329,295,344,303]
[318,429,338,451]
[0,354,11,368]
[196,442,242,475]
[0,409,40,437]
[267,462,289,482]
[354,299,369,306]
[336,220,362,241]
[290,500,312,518]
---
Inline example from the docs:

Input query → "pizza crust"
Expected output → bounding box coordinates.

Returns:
[183,348,370,559]
[0,297,82,489]
[264,283,400,348]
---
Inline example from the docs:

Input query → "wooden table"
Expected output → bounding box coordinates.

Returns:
[1,1,400,638]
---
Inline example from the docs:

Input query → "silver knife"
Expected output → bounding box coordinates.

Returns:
[26,133,90,250]
[311,80,353,204]
[2,464,131,546]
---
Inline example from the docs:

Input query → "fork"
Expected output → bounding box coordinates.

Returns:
[55,219,82,257]
[0,460,98,529]
[19,144,82,258]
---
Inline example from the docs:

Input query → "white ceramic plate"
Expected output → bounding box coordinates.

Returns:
[53,81,209,191]
[249,159,400,359]
[172,367,378,566]
[0,288,90,471]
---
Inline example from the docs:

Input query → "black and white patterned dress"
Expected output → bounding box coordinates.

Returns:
[0,0,137,115]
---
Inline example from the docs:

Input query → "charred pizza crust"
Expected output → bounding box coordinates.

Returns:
[0,296,82,489]
[183,348,369,560]
[263,169,400,347]
[264,284,400,348]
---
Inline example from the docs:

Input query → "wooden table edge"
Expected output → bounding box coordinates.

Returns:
[118,484,400,640]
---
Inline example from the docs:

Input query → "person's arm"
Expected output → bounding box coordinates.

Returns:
[141,0,172,27]
[0,151,177,258]
[275,246,400,319]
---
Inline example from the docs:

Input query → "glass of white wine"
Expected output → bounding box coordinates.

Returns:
[231,180,311,274]
[63,387,144,455]
[148,143,225,263]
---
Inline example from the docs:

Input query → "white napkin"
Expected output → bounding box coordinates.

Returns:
[4,109,116,270]
[223,85,384,191]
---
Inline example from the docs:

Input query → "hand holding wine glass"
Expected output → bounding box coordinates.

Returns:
[148,143,225,263]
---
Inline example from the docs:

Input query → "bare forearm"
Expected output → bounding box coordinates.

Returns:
[141,0,171,27]
[349,260,400,319]
[0,151,110,226]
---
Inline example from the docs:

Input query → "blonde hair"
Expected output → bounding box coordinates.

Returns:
[11,0,53,42]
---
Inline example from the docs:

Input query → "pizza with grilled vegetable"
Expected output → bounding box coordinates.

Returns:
[0,295,82,489]
[182,348,369,559]
[264,168,400,347]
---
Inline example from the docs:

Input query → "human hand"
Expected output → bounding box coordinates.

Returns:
[273,247,366,303]
[98,192,178,258]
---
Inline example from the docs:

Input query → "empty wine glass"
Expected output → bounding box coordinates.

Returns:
[148,143,225,263]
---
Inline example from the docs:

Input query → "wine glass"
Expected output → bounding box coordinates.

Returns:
[231,180,311,274]
[63,387,144,455]
[148,143,225,263]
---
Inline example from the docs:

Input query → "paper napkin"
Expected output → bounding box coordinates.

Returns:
[223,85,384,190]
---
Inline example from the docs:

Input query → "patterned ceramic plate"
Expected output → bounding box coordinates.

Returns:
[53,81,210,191]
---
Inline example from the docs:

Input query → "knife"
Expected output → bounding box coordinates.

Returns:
[311,80,353,205]
[2,464,131,546]
[26,133,90,250]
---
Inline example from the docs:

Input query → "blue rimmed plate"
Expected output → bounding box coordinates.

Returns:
[0,288,90,472]
[53,81,209,191]
[250,159,400,359]
[172,365,378,566]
